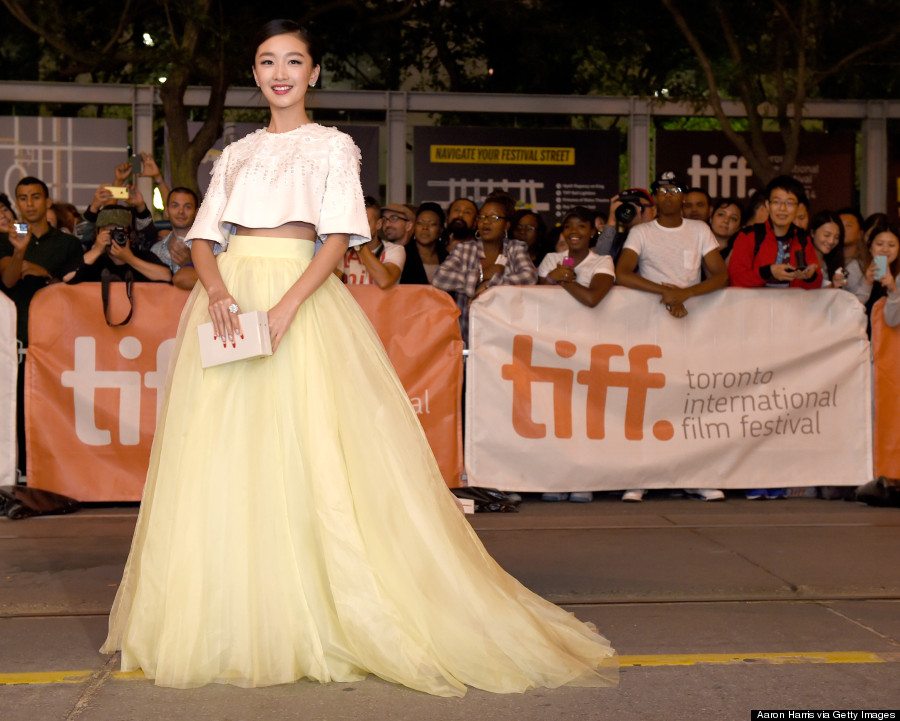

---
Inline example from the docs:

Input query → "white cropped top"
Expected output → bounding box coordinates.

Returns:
[185,123,371,252]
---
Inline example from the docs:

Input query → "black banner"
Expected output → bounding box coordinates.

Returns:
[413,126,619,225]
[656,130,856,211]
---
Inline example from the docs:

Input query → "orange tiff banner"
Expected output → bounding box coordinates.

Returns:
[872,300,900,479]
[26,283,463,501]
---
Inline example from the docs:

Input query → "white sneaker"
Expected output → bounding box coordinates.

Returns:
[622,489,645,502]
[684,488,725,501]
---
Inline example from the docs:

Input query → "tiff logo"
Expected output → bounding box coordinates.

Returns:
[500,335,673,441]
[687,154,754,198]
[60,336,175,446]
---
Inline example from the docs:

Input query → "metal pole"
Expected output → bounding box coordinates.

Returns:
[861,100,888,217]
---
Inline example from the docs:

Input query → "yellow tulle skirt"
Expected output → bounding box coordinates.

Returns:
[101,236,617,695]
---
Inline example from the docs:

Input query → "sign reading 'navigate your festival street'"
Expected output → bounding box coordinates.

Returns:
[413,126,619,223]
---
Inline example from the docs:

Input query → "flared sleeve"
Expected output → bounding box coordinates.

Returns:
[316,133,370,249]
[185,148,233,253]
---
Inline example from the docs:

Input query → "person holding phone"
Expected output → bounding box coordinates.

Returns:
[728,175,822,291]
[100,19,616,695]
[844,216,900,335]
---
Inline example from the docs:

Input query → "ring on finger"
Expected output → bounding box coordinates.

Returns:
[228,303,240,315]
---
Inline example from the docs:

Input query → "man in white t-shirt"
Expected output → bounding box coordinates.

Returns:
[339,199,407,288]
[615,171,728,503]
[617,171,727,318]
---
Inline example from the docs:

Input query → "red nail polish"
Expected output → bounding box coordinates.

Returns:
[240,334,244,340]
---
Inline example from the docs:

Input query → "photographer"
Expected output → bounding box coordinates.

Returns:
[592,188,656,263]
[69,207,171,284]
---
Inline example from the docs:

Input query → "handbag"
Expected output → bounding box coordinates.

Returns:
[197,310,273,368]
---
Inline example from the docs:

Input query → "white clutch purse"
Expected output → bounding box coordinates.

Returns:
[197,311,273,368]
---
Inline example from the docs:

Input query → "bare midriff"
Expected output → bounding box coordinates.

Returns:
[234,221,317,241]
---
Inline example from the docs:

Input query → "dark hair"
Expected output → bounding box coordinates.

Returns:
[253,19,319,67]
[364,195,381,210]
[863,212,890,235]
[15,176,49,198]
[711,197,741,215]
[481,190,516,221]
[509,209,551,264]
[0,193,15,219]
[764,175,808,206]
[416,201,445,227]
[561,205,596,227]
[836,207,864,228]
[809,211,845,281]
[50,202,81,233]
[859,216,900,278]
[742,191,768,226]
[447,197,477,216]
[167,186,199,207]
[685,187,712,204]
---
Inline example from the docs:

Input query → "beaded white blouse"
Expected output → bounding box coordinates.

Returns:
[185,123,371,251]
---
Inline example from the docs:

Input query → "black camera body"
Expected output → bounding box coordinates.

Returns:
[615,191,647,226]
[109,225,132,247]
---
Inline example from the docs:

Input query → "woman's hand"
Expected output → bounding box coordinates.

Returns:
[267,297,300,353]
[547,265,575,284]
[208,288,242,347]
[882,270,897,293]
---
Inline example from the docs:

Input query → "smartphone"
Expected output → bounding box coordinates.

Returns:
[874,255,888,280]
[13,222,28,235]
[130,154,142,176]
[562,257,576,268]
[104,185,129,200]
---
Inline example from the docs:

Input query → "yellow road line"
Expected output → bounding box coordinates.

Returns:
[1,651,897,686]
[618,651,891,667]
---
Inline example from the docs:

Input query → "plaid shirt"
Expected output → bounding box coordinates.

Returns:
[432,237,537,343]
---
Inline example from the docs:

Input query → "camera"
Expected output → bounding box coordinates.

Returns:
[109,225,132,247]
[615,190,647,226]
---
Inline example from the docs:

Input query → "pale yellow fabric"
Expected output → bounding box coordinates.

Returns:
[102,236,617,695]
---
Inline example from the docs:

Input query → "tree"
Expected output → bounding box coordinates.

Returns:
[0,0,414,191]
[660,0,900,183]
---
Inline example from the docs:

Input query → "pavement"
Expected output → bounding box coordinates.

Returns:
[1,494,898,721]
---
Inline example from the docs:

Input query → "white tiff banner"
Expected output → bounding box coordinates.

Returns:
[466,286,872,491]
[0,294,16,485]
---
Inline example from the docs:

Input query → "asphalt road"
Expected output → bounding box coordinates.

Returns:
[1,495,898,721]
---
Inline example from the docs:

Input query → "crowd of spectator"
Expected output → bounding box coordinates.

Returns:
[2,155,898,503]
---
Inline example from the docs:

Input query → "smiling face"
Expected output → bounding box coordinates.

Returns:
[812,221,841,255]
[166,190,198,232]
[562,215,592,253]
[870,231,899,265]
[252,33,320,111]
[766,189,799,233]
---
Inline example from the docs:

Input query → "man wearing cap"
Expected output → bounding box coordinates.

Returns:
[614,171,728,504]
[69,206,171,284]
[380,203,415,247]
[339,201,407,288]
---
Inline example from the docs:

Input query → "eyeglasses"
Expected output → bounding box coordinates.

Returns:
[477,214,507,222]
[657,186,683,195]
[768,199,798,209]
[515,225,538,234]
[381,213,409,223]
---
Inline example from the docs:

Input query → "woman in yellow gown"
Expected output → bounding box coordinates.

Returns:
[101,19,617,696]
